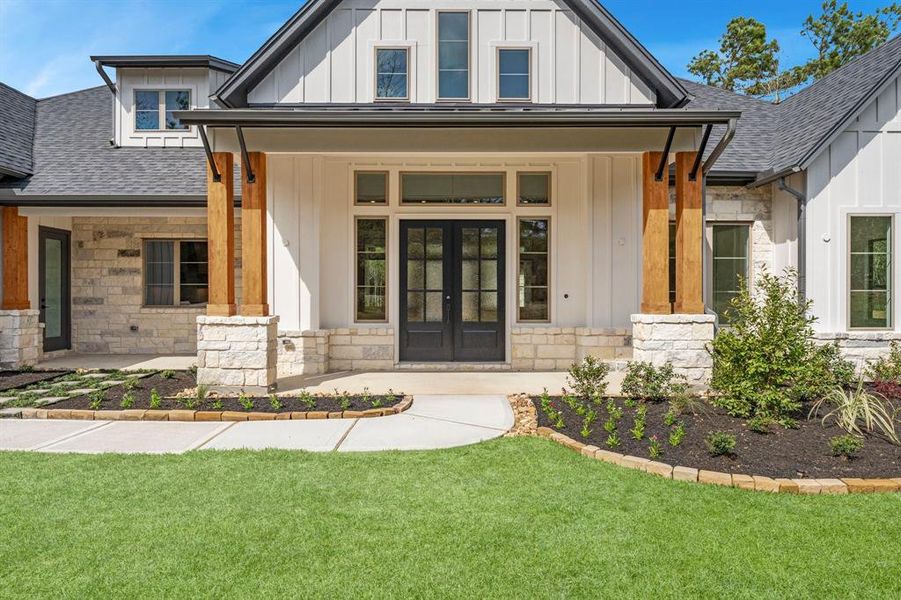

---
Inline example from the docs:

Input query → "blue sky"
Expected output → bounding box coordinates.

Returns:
[0,0,894,98]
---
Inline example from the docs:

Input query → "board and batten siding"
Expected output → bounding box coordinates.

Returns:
[264,153,643,334]
[247,0,656,105]
[805,72,901,332]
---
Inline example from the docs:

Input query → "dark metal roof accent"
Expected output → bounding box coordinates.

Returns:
[174,106,741,128]
[690,125,713,180]
[655,126,676,181]
[90,55,240,73]
[213,0,688,108]
[0,82,37,178]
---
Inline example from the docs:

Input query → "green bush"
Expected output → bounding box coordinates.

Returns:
[566,356,611,399]
[865,341,901,383]
[705,431,737,456]
[829,434,864,459]
[621,361,688,402]
[710,270,853,421]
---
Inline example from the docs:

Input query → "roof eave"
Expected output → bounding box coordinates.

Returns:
[90,55,241,73]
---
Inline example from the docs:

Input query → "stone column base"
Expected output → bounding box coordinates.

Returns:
[0,309,42,369]
[631,313,715,385]
[196,315,279,394]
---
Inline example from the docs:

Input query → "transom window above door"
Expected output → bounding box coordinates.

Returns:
[401,173,504,205]
[135,90,190,130]
[375,48,409,101]
[497,49,531,101]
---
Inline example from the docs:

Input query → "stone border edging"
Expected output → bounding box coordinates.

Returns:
[17,396,414,423]
[536,426,901,495]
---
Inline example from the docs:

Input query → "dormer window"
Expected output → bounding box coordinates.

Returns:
[437,12,470,100]
[375,48,409,101]
[497,49,531,102]
[135,89,191,131]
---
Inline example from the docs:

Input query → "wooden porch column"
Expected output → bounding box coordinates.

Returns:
[2,207,30,310]
[674,152,705,314]
[641,152,671,314]
[240,152,269,317]
[206,152,236,316]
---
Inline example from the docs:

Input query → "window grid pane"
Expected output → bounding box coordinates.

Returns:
[164,90,190,130]
[144,240,174,306]
[357,219,387,321]
[518,173,550,205]
[438,13,469,99]
[355,172,388,204]
[498,49,530,99]
[519,219,549,321]
[850,216,892,328]
[401,173,504,205]
[376,49,409,99]
[711,224,750,324]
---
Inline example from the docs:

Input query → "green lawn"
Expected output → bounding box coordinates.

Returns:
[1,438,898,598]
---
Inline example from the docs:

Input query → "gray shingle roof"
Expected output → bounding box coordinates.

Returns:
[0,86,239,202]
[0,82,37,178]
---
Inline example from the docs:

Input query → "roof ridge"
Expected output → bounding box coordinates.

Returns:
[0,81,35,101]
[36,85,107,102]
[676,77,779,108]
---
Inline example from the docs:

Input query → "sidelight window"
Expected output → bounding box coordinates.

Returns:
[356,218,388,321]
[518,218,550,322]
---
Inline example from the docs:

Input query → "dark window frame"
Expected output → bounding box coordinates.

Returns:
[142,238,208,308]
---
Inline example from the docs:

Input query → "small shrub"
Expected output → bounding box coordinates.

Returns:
[648,435,663,459]
[149,389,162,410]
[705,431,737,456]
[605,432,621,448]
[580,409,597,439]
[603,418,617,435]
[120,392,135,409]
[830,434,864,459]
[385,389,397,405]
[539,390,565,429]
[188,366,198,378]
[748,415,776,434]
[161,369,175,380]
[567,356,611,400]
[621,361,688,402]
[361,387,371,406]
[865,341,901,383]
[239,393,254,411]
[298,391,316,410]
[605,399,623,422]
[211,398,224,411]
[88,389,105,410]
[182,385,208,410]
[269,394,284,411]
[810,379,900,445]
[123,378,139,392]
[629,404,647,441]
[710,270,855,422]
[668,422,686,447]
[663,408,677,427]
[871,379,901,399]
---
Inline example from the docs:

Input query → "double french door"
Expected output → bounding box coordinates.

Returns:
[399,220,505,362]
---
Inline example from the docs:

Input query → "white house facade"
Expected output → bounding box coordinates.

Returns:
[1,0,899,391]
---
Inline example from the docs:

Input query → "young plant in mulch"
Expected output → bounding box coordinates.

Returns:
[211,397,224,411]
[629,404,647,441]
[297,391,316,410]
[830,435,864,460]
[149,389,162,410]
[865,341,901,385]
[580,408,598,439]
[621,361,688,402]
[119,392,135,409]
[705,431,737,457]
[810,378,900,445]
[88,389,105,411]
[182,385,208,410]
[239,393,254,411]
[269,394,284,411]
[122,378,140,392]
[539,389,565,430]
[648,435,663,459]
[668,422,686,447]
[161,370,176,380]
[566,356,611,401]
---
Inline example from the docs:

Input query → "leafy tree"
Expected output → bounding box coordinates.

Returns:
[687,17,780,94]
[797,1,901,82]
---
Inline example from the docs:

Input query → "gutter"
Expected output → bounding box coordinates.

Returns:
[94,60,117,147]
[777,176,807,302]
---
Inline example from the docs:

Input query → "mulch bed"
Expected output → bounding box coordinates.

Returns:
[0,371,69,393]
[535,396,901,479]
[50,371,404,414]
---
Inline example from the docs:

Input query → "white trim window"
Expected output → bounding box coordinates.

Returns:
[135,89,191,131]
[143,240,208,307]
[518,218,550,322]
[710,223,750,323]
[497,48,531,102]
[437,12,470,100]
[356,218,388,322]
[849,215,893,329]
[375,48,409,101]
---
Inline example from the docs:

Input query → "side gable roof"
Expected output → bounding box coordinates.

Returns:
[0,82,37,178]
[214,0,689,108]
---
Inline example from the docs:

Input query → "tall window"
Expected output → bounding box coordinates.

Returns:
[519,218,550,321]
[850,216,892,329]
[143,240,208,306]
[438,12,469,100]
[375,48,409,100]
[498,49,530,101]
[356,219,388,321]
[401,173,504,205]
[669,222,677,305]
[711,224,750,323]
[135,90,190,130]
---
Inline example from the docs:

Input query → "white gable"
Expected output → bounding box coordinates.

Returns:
[246,0,656,105]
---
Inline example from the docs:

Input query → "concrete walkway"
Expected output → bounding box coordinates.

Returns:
[0,395,512,454]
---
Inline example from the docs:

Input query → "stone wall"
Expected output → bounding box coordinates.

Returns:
[196,315,278,392]
[815,332,901,370]
[277,330,329,376]
[329,328,395,371]
[0,309,42,369]
[631,314,715,385]
[511,327,632,371]
[71,216,241,355]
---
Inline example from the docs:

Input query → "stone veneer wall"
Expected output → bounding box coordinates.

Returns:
[329,328,395,371]
[671,184,774,287]
[815,332,901,370]
[631,314,715,385]
[71,217,242,354]
[0,310,42,369]
[277,330,330,376]
[197,315,278,391]
[511,327,632,371]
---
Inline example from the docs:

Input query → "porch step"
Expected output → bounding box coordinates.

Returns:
[396,362,513,372]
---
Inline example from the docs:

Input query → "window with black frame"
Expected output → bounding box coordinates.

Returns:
[143,240,208,306]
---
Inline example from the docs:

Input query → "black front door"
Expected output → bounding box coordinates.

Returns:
[38,227,71,352]
[400,220,505,362]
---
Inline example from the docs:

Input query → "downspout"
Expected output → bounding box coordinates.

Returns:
[777,175,806,302]
[94,60,117,147]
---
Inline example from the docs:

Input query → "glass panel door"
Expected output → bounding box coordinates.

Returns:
[39,228,71,351]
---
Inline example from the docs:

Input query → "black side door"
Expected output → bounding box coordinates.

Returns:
[38,227,71,352]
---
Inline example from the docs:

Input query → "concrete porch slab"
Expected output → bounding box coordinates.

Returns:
[36,354,196,372]
[199,419,355,452]
[41,421,227,454]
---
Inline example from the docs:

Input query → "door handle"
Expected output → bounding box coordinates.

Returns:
[444,295,451,324]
